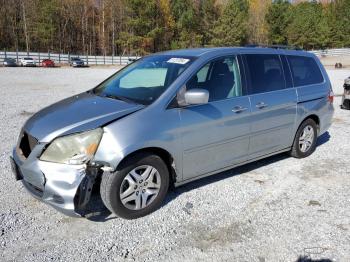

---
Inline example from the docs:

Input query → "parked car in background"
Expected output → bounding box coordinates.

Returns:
[3,58,17,67]
[127,58,138,64]
[11,47,334,219]
[41,59,55,67]
[341,77,350,109]
[20,57,36,67]
[69,57,85,67]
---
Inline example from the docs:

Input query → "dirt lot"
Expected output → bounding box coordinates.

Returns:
[0,67,349,262]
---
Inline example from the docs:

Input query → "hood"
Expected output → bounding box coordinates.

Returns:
[24,92,144,142]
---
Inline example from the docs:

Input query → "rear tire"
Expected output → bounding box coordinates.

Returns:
[100,152,169,219]
[290,118,318,158]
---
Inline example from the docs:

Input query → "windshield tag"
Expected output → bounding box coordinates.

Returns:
[167,58,190,65]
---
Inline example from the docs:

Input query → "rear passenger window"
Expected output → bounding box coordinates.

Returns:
[287,56,324,87]
[244,54,286,94]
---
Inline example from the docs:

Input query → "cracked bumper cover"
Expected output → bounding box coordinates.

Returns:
[11,147,98,217]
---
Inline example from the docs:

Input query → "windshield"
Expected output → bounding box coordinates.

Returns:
[24,58,33,60]
[93,55,195,105]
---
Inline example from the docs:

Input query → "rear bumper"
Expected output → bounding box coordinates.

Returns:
[11,147,95,217]
[317,100,334,136]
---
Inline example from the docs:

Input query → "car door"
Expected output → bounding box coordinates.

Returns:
[243,54,297,159]
[178,56,252,180]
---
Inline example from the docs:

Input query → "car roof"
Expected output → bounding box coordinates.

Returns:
[158,47,312,58]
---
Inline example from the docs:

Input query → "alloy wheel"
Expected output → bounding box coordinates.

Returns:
[119,165,161,210]
[299,125,314,153]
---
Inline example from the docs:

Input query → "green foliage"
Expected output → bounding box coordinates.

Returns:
[286,2,330,50]
[1,0,350,54]
[121,0,159,54]
[199,0,219,46]
[34,0,59,48]
[170,0,202,49]
[326,0,350,48]
[266,0,291,45]
[211,0,249,46]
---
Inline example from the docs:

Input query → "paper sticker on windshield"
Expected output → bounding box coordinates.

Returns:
[167,58,190,65]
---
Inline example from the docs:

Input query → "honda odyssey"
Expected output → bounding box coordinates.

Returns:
[11,47,334,219]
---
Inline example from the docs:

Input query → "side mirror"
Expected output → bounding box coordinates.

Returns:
[184,88,209,105]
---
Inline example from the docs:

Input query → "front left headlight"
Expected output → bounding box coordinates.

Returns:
[40,128,103,165]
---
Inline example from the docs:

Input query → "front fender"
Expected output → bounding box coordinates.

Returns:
[93,107,183,180]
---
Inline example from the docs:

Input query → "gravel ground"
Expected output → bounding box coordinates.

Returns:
[0,67,349,262]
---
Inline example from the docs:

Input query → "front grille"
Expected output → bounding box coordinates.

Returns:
[19,132,38,158]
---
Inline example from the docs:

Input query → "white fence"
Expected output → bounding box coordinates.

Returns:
[2,48,350,66]
[0,50,140,65]
[309,48,350,57]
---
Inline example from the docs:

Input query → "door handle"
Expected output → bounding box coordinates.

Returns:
[232,106,248,113]
[256,102,268,109]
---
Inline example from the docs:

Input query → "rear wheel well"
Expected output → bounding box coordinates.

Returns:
[116,147,177,186]
[303,114,320,134]
[291,114,320,148]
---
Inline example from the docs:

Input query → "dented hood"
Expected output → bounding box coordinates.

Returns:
[23,92,144,142]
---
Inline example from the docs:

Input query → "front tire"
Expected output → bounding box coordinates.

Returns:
[290,118,318,158]
[100,153,169,219]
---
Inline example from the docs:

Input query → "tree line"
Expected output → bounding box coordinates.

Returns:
[0,0,349,56]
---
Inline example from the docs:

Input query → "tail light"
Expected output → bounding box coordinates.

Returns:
[328,90,334,103]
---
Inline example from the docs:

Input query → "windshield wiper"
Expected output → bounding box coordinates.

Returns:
[101,93,139,105]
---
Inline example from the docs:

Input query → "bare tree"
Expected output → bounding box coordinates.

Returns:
[21,0,30,54]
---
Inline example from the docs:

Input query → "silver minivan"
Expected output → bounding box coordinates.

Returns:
[11,47,334,219]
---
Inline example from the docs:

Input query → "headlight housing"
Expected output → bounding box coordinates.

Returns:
[40,128,103,165]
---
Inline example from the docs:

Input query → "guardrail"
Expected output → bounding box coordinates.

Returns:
[2,48,350,66]
[0,50,140,65]
[309,48,350,57]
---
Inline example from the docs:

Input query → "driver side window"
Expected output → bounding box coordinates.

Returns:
[186,56,242,102]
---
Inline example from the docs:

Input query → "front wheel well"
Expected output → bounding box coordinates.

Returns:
[116,147,177,186]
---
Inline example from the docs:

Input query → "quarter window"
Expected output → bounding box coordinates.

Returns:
[244,54,286,94]
[186,56,242,102]
[287,56,324,87]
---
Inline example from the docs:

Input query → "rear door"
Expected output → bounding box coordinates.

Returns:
[243,53,297,159]
[179,55,252,180]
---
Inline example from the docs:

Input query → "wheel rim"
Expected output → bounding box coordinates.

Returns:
[299,125,315,153]
[119,165,161,210]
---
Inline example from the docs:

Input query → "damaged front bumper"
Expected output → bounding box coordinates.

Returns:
[11,146,100,217]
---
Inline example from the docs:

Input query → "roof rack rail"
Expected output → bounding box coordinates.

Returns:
[245,44,303,51]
